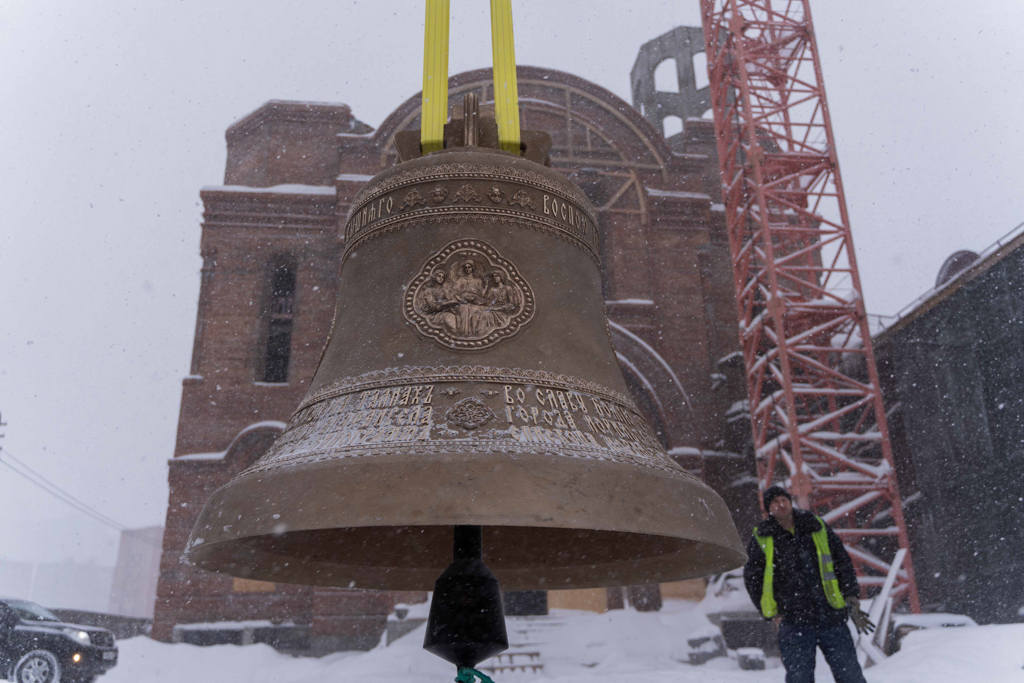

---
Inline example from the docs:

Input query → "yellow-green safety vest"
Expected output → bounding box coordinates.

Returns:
[753,516,847,619]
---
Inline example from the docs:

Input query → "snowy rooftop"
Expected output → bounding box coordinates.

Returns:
[201,184,337,196]
[874,219,1024,343]
[645,187,711,201]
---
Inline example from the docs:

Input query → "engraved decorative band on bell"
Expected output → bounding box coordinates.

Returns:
[342,162,600,263]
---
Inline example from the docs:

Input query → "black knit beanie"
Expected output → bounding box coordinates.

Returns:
[763,485,792,511]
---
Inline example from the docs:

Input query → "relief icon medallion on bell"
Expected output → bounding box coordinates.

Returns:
[404,239,534,350]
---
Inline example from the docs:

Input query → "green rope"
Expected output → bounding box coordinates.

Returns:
[455,667,495,683]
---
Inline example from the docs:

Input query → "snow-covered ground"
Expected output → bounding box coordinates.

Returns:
[103,601,1024,683]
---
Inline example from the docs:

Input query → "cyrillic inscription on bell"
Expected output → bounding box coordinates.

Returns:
[185,113,745,594]
[249,366,671,476]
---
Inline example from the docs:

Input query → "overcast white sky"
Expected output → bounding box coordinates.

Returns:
[2,1,1024,569]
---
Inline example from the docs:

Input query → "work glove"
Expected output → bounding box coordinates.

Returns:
[847,597,876,635]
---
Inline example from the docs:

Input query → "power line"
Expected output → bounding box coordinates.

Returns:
[0,460,124,532]
[0,455,162,549]
[1,448,130,531]
[0,446,162,549]
[0,456,161,548]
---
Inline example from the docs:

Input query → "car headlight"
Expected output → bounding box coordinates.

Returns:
[62,628,91,645]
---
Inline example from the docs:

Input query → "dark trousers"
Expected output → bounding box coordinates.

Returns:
[778,622,866,683]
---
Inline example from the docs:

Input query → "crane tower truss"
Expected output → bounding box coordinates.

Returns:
[699,0,920,609]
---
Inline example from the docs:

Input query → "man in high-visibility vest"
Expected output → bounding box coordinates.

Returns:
[744,486,875,683]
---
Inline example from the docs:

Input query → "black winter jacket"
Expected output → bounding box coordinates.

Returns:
[743,509,859,626]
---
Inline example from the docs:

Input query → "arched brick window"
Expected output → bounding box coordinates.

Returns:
[261,255,297,383]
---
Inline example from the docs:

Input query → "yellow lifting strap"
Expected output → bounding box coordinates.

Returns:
[489,0,521,154]
[421,0,450,154]
[420,0,522,156]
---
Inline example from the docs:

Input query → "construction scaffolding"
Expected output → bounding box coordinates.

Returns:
[699,0,920,609]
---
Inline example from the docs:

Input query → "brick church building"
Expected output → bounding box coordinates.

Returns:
[154,55,757,651]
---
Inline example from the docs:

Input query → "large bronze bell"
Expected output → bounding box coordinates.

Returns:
[185,106,744,599]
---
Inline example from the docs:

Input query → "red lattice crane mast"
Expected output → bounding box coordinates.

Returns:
[699,0,920,609]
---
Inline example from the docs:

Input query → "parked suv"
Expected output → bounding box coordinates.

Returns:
[0,598,117,683]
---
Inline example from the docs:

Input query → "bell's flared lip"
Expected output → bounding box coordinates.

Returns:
[184,452,747,591]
